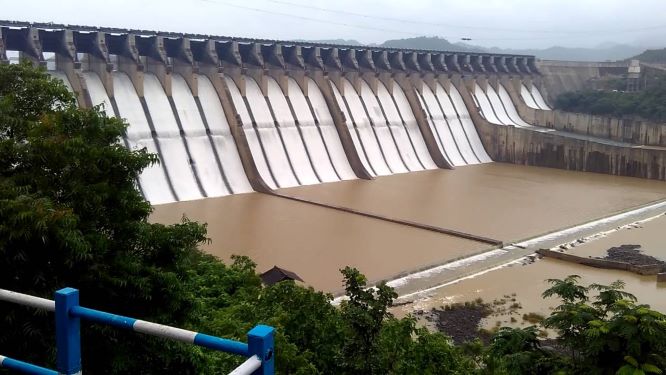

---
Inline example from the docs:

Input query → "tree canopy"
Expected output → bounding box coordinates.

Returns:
[555,73,666,122]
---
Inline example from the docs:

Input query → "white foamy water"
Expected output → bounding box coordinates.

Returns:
[393,201,666,301]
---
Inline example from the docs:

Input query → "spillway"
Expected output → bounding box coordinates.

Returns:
[333,79,391,176]
[418,84,466,166]
[530,85,551,110]
[416,82,492,167]
[285,78,337,182]
[434,83,481,164]
[224,76,277,190]
[195,76,253,194]
[304,78,357,180]
[171,74,252,196]
[43,23,612,207]
[142,74,205,201]
[473,83,503,125]
[54,70,254,204]
[225,75,357,188]
[267,77,320,185]
[390,84,438,169]
[359,80,408,174]
[448,85,492,163]
[474,83,533,128]
[112,72,177,204]
[486,84,516,126]
[497,85,531,127]
[521,84,551,110]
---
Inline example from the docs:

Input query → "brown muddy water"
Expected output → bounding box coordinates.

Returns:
[151,163,666,293]
[394,213,666,331]
[283,163,666,242]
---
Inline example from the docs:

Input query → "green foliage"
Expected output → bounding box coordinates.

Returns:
[482,326,566,374]
[0,61,208,373]
[555,73,666,122]
[632,48,666,64]
[542,276,666,374]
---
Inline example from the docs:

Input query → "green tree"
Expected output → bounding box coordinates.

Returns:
[555,72,666,122]
[542,276,666,374]
[0,61,208,373]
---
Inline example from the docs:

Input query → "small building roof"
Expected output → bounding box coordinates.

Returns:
[260,266,304,286]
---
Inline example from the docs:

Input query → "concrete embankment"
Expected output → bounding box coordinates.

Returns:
[535,248,665,276]
[531,111,666,149]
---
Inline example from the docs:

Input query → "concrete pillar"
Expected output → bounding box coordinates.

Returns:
[54,29,92,108]
[264,44,289,94]
[115,34,144,98]
[284,45,307,94]
[87,32,115,101]
[18,27,45,67]
[0,27,7,63]
[171,38,198,97]
[143,36,171,96]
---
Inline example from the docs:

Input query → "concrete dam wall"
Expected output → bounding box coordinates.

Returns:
[2,21,664,206]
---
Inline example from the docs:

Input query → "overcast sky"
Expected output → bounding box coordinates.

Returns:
[4,0,666,49]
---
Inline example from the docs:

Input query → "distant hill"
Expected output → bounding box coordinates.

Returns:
[490,44,645,62]
[631,48,666,63]
[379,37,643,61]
[380,36,484,53]
[297,39,363,46]
[301,36,656,62]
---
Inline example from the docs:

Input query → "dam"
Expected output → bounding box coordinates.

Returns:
[3,21,665,293]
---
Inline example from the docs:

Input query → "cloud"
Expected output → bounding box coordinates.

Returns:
[2,0,665,49]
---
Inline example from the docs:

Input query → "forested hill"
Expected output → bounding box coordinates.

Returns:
[631,48,666,63]
[380,36,483,52]
[555,73,666,122]
[304,36,651,62]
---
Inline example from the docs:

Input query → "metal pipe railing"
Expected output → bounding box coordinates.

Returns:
[228,355,263,375]
[0,287,274,375]
[0,355,58,375]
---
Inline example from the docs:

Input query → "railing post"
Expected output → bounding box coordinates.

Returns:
[55,288,82,375]
[247,325,275,375]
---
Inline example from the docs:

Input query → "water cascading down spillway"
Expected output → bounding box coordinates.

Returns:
[472,81,549,127]
[75,70,253,204]
[521,83,551,110]
[416,82,491,166]
[331,77,438,176]
[225,75,356,189]
[29,23,553,205]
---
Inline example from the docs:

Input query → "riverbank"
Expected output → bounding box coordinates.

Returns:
[393,213,666,338]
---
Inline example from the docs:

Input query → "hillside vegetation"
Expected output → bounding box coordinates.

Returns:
[632,48,666,63]
[380,36,482,52]
[556,73,666,122]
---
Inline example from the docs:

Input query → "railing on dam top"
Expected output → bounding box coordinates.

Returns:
[0,288,274,375]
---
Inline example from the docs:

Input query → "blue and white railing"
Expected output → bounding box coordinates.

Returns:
[0,288,274,375]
